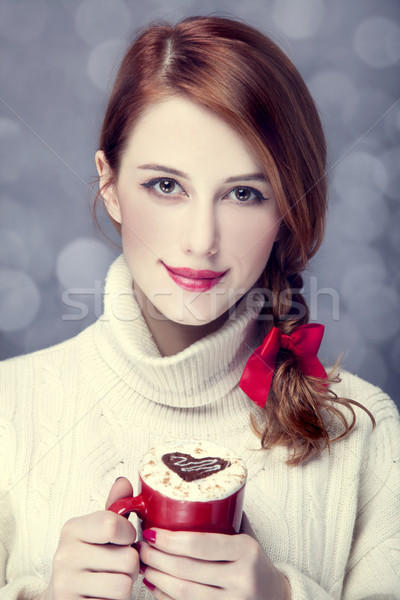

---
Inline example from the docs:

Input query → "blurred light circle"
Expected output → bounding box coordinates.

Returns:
[0,229,30,270]
[316,311,389,393]
[75,0,131,47]
[387,207,400,253]
[56,237,114,289]
[62,53,98,103]
[354,17,400,68]
[347,284,400,343]
[272,0,325,39]
[317,310,363,366]
[0,195,54,282]
[342,89,395,137]
[60,0,85,17]
[340,263,387,304]
[391,337,400,375]
[334,151,388,196]
[26,226,55,283]
[347,347,388,390]
[396,107,400,132]
[312,236,384,289]
[87,40,126,91]
[0,119,25,183]
[379,146,400,200]
[308,69,357,111]
[0,270,41,331]
[383,102,400,143]
[0,195,26,228]
[331,187,390,243]
[0,0,47,42]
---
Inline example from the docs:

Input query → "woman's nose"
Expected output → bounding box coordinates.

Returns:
[181,200,219,257]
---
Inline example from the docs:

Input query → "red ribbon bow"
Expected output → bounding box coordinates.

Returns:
[239,324,327,409]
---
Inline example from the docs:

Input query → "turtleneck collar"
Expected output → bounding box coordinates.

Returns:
[93,254,264,409]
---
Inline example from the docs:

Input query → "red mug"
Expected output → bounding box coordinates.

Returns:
[108,440,247,535]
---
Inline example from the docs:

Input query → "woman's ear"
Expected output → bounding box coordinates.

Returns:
[95,150,122,224]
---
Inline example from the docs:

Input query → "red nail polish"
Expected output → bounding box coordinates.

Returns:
[143,578,156,591]
[139,562,146,575]
[143,529,156,543]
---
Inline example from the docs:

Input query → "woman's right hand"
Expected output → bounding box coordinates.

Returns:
[37,477,139,600]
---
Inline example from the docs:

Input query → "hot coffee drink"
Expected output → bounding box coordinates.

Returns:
[140,440,247,502]
[108,440,247,534]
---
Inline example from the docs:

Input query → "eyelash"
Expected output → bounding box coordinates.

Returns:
[140,177,268,205]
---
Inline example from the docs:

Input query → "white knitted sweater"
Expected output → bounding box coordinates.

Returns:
[0,255,399,599]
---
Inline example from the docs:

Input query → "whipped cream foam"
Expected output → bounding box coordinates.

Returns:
[139,440,247,502]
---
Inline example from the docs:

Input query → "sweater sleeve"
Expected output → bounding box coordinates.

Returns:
[276,392,400,600]
[0,577,46,600]
[0,414,46,600]
[0,415,14,590]
[341,394,400,598]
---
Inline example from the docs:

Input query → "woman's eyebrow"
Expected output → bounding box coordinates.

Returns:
[138,164,269,183]
[224,173,268,183]
[138,164,188,179]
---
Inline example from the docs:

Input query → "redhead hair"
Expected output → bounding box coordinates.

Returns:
[94,15,375,465]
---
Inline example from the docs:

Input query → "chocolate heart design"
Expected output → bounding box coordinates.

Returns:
[162,452,231,482]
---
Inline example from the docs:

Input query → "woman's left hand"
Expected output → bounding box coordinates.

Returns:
[138,526,290,600]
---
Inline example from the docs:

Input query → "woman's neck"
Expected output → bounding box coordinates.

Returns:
[133,285,230,356]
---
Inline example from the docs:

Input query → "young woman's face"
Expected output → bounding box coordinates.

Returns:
[97,96,281,326]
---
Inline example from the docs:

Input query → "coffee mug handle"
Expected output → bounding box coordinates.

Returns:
[108,495,147,519]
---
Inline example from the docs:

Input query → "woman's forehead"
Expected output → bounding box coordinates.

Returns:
[121,96,265,177]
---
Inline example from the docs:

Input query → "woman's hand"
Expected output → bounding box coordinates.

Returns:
[139,517,290,600]
[36,477,139,600]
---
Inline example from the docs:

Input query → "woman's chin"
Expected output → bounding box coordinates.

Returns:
[155,305,231,329]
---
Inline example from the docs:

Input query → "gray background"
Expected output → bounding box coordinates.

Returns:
[0,0,399,407]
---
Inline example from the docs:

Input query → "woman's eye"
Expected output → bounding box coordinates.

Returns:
[228,186,267,204]
[141,177,184,196]
[158,178,177,193]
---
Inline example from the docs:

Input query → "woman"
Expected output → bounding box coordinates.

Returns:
[1,15,399,600]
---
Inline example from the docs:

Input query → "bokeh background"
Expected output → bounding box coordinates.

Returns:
[0,0,399,407]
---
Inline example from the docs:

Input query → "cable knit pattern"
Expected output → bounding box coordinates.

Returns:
[0,254,399,599]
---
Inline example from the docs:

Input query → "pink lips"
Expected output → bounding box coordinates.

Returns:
[162,262,227,291]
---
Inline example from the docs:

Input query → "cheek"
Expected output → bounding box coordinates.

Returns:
[223,211,280,273]
[238,237,276,287]
[119,202,169,254]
